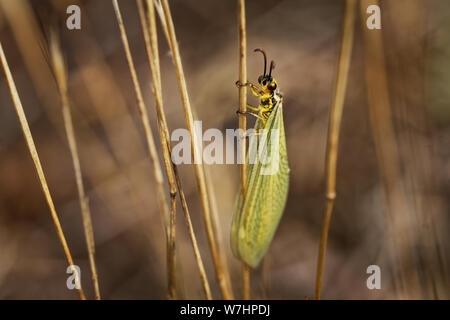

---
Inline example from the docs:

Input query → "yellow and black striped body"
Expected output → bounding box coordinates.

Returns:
[246,81,282,128]
[259,91,282,120]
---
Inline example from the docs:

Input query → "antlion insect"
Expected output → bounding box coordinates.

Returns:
[231,49,290,268]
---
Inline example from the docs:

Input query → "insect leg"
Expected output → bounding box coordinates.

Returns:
[246,104,260,111]
[235,104,260,116]
[236,110,266,121]
[235,81,262,97]
[248,83,263,97]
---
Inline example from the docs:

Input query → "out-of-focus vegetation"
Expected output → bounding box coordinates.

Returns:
[0,0,448,299]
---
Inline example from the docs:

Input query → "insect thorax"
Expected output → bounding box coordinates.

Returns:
[260,91,282,110]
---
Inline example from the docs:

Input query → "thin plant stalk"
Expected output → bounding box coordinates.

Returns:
[0,40,86,300]
[152,0,171,51]
[203,163,234,298]
[142,0,179,299]
[49,32,101,300]
[314,0,357,300]
[137,0,212,299]
[112,0,176,299]
[151,0,234,299]
[158,0,233,300]
[237,0,250,300]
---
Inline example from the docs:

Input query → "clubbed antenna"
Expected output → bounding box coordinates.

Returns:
[268,60,275,77]
[254,48,267,76]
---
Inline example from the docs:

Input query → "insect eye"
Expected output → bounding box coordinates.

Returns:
[268,82,277,90]
[258,76,264,84]
[262,80,267,86]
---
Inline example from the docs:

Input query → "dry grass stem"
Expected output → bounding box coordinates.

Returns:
[158,0,233,299]
[138,0,212,299]
[204,164,234,298]
[0,40,86,300]
[152,0,171,52]
[314,0,357,300]
[112,0,177,298]
[49,31,101,300]
[241,263,250,300]
[237,0,250,300]
[142,0,179,299]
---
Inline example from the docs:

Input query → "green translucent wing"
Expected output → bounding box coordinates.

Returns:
[231,102,289,268]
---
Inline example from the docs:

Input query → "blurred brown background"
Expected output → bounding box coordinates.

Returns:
[0,0,448,299]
